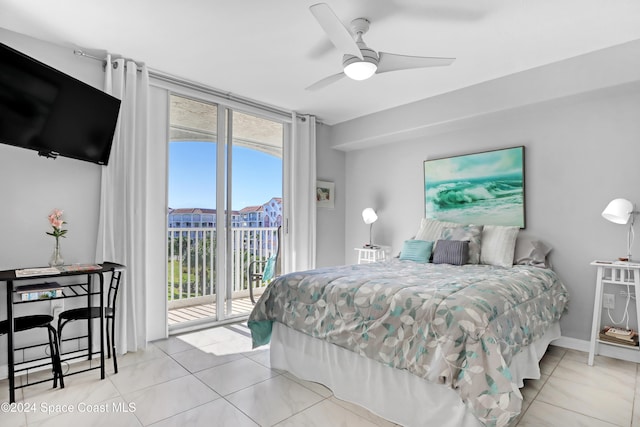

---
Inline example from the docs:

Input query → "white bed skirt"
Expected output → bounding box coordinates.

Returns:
[271,321,561,427]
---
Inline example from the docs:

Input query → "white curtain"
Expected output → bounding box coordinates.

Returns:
[285,113,317,273]
[95,56,150,354]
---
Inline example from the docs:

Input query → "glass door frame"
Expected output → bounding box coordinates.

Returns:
[163,82,290,332]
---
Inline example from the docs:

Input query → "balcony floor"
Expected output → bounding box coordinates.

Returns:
[168,296,255,325]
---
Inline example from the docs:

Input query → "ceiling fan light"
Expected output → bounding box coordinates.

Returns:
[344,61,377,81]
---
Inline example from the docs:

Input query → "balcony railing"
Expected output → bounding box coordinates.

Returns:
[167,226,278,309]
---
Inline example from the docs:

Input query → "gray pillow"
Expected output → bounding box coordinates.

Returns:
[432,240,469,265]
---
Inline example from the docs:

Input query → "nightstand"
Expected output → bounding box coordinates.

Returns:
[354,247,388,264]
[588,261,640,365]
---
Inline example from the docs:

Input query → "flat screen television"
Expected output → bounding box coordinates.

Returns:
[0,42,121,165]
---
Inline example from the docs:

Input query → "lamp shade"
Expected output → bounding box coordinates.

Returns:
[602,198,634,225]
[362,208,378,225]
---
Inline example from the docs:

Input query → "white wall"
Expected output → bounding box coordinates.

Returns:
[0,30,105,270]
[0,29,107,369]
[339,84,640,342]
[316,122,346,267]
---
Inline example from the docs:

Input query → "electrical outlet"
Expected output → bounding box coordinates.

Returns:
[51,299,64,319]
[603,293,615,309]
[620,290,637,299]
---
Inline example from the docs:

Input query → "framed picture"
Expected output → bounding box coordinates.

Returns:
[424,146,525,227]
[316,181,335,209]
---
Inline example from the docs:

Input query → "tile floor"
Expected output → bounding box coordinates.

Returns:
[1,323,639,426]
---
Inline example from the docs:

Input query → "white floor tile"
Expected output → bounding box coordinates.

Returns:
[274,399,379,427]
[328,396,398,427]
[518,400,619,426]
[282,372,333,398]
[553,355,635,395]
[123,375,219,425]
[22,369,120,424]
[116,344,167,370]
[26,397,142,427]
[151,336,198,355]
[517,375,548,418]
[539,353,562,376]
[0,402,28,426]
[225,375,325,426]
[170,344,245,373]
[195,357,277,396]
[537,375,632,426]
[202,336,257,356]
[148,399,258,427]
[244,348,271,369]
[172,329,225,349]
[108,356,189,395]
[0,377,23,402]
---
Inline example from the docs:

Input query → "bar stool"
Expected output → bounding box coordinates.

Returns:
[57,269,122,373]
[0,314,65,393]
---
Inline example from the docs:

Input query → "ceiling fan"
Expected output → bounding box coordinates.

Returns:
[306,3,455,91]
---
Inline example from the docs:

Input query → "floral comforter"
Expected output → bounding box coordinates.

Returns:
[248,260,569,427]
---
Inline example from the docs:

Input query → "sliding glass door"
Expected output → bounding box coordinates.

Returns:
[226,110,283,318]
[167,94,283,330]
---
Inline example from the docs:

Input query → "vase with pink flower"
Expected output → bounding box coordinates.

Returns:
[47,209,67,266]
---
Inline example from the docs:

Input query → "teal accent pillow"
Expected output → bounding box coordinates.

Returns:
[399,240,434,263]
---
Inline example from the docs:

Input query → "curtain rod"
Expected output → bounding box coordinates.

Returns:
[74,49,313,122]
[150,68,301,121]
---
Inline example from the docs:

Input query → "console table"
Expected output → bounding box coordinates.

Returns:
[0,262,124,402]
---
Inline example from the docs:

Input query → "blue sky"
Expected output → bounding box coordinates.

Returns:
[168,142,282,210]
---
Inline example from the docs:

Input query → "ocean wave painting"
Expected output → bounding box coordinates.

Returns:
[424,147,525,227]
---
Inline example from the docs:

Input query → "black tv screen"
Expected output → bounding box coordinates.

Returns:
[0,42,121,165]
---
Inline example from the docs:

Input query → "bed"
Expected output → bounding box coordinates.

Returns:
[248,224,569,427]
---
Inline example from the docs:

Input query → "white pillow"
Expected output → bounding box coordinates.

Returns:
[480,225,520,268]
[415,218,460,242]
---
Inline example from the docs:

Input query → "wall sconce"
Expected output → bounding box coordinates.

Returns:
[362,208,378,248]
[602,198,638,262]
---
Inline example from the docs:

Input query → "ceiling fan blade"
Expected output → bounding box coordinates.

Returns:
[310,3,363,60]
[377,52,455,74]
[305,72,346,91]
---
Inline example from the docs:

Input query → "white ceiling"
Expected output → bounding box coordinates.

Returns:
[1,0,640,125]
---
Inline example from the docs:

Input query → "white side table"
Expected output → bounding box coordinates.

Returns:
[355,247,387,264]
[588,261,640,365]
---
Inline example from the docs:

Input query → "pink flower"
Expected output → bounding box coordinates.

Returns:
[46,209,68,239]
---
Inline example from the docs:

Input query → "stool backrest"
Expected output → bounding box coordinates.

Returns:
[106,269,123,311]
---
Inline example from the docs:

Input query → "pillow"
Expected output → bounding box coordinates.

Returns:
[399,240,434,263]
[415,218,460,242]
[480,225,520,268]
[432,240,469,265]
[516,239,552,268]
[440,225,483,264]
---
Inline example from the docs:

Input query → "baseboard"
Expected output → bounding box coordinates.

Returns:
[0,350,91,381]
[553,335,640,363]
[552,335,590,352]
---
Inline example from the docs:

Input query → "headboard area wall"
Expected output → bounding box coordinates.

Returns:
[339,84,640,345]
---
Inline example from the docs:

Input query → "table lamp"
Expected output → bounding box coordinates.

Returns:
[602,198,637,262]
[362,208,378,248]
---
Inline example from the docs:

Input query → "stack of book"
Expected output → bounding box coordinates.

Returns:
[15,282,63,301]
[599,326,639,347]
